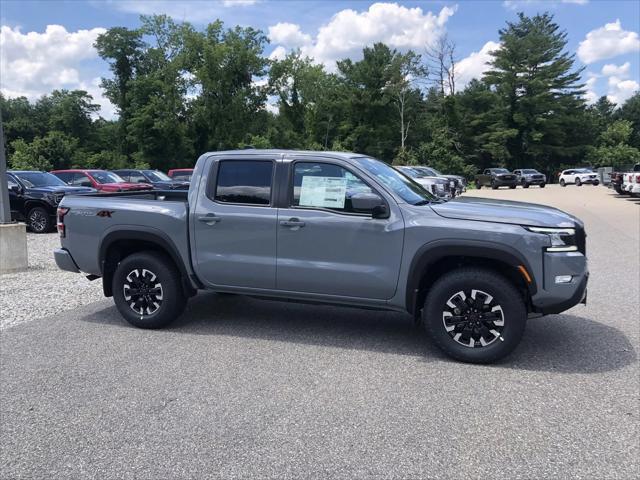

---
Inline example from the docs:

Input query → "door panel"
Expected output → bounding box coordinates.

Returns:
[276,160,404,299]
[192,158,278,289]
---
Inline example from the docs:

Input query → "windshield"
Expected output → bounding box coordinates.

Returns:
[90,171,125,184]
[354,157,436,204]
[419,167,440,176]
[144,170,172,182]
[522,169,539,174]
[492,168,510,174]
[14,172,67,188]
[575,168,593,173]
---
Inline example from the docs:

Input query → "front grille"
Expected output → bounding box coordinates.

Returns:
[54,193,65,204]
[532,175,543,179]
[575,226,586,255]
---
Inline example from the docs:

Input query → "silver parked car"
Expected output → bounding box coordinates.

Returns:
[395,166,453,200]
[513,169,546,188]
[412,166,466,196]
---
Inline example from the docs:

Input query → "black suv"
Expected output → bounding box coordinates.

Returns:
[6,171,95,233]
[112,169,190,190]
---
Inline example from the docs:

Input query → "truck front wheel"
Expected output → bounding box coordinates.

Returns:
[422,268,527,363]
[112,251,187,329]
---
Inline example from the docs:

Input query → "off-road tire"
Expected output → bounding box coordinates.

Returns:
[112,251,187,329]
[422,268,527,364]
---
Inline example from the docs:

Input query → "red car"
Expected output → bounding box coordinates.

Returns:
[51,169,154,192]
[167,168,193,182]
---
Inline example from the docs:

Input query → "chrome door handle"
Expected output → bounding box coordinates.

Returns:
[280,218,305,228]
[198,214,221,225]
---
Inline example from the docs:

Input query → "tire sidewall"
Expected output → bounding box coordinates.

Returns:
[423,269,527,363]
[112,252,185,329]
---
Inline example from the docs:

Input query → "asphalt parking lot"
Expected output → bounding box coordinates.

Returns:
[1,184,638,479]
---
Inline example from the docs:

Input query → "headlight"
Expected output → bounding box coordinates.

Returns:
[436,184,445,191]
[526,226,578,252]
[45,193,59,204]
[449,181,455,187]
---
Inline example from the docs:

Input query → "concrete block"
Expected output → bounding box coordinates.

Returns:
[0,223,28,273]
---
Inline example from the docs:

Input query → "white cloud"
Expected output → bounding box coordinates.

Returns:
[268,3,457,70]
[0,24,116,117]
[607,77,639,105]
[268,46,287,61]
[577,20,640,64]
[456,41,500,88]
[583,73,599,104]
[268,22,312,49]
[601,62,630,77]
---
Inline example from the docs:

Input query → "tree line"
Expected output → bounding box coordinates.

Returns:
[2,12,639,179]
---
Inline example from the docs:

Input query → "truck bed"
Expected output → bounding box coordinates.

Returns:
[58,190,192,278]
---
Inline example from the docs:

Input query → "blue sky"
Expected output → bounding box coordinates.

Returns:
[1,0,639,117]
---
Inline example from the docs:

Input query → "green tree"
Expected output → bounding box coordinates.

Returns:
[483,13,586,170]
[9,131,79,171]
[616,92,640,149]
[588,120,640,168]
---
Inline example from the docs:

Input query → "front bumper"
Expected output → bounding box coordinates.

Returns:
[531,251,588,315]
[525,177,546,184]
[54,248,80,273]
[493,178,517,186]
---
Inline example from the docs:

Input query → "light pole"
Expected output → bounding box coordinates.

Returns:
[0,106,11,223]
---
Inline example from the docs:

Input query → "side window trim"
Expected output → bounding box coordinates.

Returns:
[286,159,385,217]
[205,157,277,207]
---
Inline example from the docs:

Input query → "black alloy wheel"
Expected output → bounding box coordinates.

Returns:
[442,289,505,348]
[28,207,51,233]
[123,268,164,316]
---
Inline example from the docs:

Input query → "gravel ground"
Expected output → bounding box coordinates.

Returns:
[0,185,638,479]
[0,233,103,330]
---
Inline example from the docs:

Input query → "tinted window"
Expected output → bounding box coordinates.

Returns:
[215,161,273,205]
[91,171,125,184]
[54,172,73,184]
[14,172,67,187]
[128,172,148,183]
[171,173,192,182]
[291,162,373,213]
[71,173,92,186]
[144,170,171,182]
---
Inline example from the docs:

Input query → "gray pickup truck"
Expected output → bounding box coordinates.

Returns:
[54,150,588,363]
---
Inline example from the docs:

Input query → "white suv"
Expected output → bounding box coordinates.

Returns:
[559,168,599,187]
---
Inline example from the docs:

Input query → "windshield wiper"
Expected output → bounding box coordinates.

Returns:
[413,199,432,206]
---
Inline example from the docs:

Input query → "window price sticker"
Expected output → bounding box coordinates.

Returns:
[299,176,347,208]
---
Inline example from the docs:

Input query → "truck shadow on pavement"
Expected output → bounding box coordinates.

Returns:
[85,292,636,375]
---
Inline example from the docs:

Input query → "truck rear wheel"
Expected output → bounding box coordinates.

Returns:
[112,251,187,329]
[422,268,527,363]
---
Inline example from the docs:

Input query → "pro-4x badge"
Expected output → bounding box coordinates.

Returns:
[96,210,114,218]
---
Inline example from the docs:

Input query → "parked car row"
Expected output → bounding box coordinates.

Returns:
[5,167,195,233]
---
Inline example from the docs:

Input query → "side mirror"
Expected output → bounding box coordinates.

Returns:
[9,184,21,193]
[350,192,388,218]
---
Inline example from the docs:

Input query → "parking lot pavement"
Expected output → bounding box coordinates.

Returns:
[1,185,638,479]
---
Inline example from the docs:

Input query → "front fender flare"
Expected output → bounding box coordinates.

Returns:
[405,239,538,314]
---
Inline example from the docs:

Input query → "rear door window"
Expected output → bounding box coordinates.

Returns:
[214,161,274,205]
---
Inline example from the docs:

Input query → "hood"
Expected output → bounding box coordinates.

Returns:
[101,182,153,190]
[416,176,448,184]
[430,196,582,228]
[28,185,95,194]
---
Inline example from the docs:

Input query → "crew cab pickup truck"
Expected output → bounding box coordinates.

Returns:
[475,168,517,189]
[54,150,588,363]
